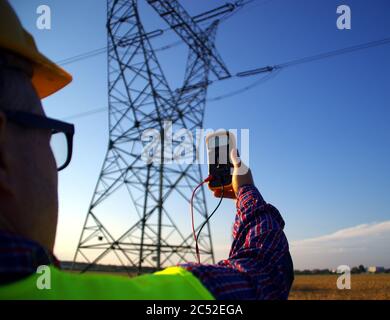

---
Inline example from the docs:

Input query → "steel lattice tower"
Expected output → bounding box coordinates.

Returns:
[73,0,230,273]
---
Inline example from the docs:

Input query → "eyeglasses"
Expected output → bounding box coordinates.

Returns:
[3,110,75,171]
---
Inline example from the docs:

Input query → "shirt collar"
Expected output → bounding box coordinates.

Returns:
[0,230,60,284]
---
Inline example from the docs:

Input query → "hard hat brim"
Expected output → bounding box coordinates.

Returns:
[30,50,72,99]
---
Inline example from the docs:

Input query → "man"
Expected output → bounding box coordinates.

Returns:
[0,0,293,299]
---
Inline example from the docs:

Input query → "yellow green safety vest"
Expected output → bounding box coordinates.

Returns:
[0,265,214,300]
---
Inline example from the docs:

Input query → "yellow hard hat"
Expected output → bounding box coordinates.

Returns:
[0,0,72,99]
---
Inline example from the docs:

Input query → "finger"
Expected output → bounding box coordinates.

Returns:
[230,148,241,167]
[225,192,237,199]
[214,190,235,199]
[213,190,222,197]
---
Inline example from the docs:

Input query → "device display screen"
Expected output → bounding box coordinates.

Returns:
[207,133,233,188]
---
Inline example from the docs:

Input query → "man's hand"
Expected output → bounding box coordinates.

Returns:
[212,148,254,199]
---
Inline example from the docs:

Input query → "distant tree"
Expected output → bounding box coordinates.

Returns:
[294,268,339,275]
[351,266,360,274]
[358,265,366,273]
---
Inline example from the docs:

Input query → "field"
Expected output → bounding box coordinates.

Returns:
[289,274,390,300]
[69,267,390,300]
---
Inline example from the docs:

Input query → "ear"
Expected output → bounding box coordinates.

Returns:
[0,112,13,195]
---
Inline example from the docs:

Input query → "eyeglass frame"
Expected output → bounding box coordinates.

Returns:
[1,110,75,171]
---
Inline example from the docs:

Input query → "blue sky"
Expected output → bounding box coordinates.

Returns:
[10,0,390,269]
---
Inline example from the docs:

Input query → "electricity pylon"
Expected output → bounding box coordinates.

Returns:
[73,0,230,273]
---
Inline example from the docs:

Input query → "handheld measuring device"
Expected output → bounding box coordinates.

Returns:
[205,131,237,194]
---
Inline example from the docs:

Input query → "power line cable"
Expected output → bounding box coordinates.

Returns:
[62,107,108,121]
[208,68,281,101]
[57,40,184,66]
[219,0,271,22]
[237,37,390,77]
[61,36,390,120]
[56,2,246,67]
[279,37,390,68]
[209,36,390,101]
[57,47,108,66]
[61,73,279,121]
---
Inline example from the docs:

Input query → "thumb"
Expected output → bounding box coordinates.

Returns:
[230,148,241,167]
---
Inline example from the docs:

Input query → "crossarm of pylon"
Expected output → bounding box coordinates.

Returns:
[146,0,230,80]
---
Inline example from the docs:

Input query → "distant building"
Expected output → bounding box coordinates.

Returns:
[368,266,385,273]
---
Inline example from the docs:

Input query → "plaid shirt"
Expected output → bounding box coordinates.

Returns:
[181,184,294,299]
[0,231,60,285]
[0,185,293,299]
